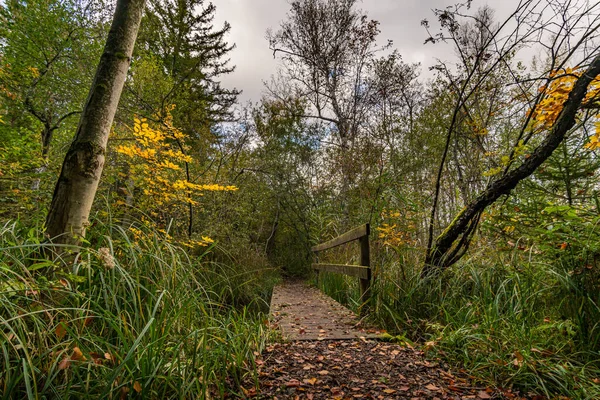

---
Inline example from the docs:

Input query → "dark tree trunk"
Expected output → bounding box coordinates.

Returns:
[423,54,600,275]
[31,125,55,190]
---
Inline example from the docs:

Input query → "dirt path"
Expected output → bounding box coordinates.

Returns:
[254,281,508,399]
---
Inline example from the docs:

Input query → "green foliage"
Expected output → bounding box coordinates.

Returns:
[2,0,600,398]
[0,218,275,398]
[0,0,106,139]
[133,0,238,138]
[0,0,108,228]
[0,121,50,222]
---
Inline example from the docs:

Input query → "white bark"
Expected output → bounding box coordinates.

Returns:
[45,0,146,244]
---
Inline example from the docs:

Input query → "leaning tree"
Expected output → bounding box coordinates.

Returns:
[422,0,600,274]
[45,0,146,245]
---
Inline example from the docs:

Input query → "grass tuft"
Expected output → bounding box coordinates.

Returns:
[319,243,600,399]
[0,218,276,399]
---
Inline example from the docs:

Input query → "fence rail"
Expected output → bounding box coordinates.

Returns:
[312,223,371,307]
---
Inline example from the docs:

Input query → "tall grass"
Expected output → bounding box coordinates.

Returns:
[0,218,277,399]
[319,244,600,399]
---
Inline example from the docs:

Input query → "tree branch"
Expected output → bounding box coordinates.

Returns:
[424,53,600,274]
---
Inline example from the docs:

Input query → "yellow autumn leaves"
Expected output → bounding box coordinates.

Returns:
[129,224,215,248]
[484,66,600,177]
[114,108,237,247]
[171,180,238,192]
[377,209,417,248]
[116,112,237,208]
[483,140,528,177]
[530,66,600,149]
[585,121,600,150]
[116,116,191,166]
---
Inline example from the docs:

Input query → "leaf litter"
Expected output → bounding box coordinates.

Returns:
[249,340,506,399]
[253,282,528,399]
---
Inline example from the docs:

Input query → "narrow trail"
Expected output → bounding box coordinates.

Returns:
[249,281,503,399]
[270,281,379,340]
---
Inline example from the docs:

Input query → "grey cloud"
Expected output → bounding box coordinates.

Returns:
[212,0,520,103]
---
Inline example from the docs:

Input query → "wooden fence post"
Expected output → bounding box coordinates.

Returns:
[359,225,371,313]
[314,251,320,286]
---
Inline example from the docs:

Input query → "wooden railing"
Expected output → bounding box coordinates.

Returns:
[311,223,371,306]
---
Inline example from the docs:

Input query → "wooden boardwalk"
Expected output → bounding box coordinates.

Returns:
[260,281,496,398]
[270,280,378,340]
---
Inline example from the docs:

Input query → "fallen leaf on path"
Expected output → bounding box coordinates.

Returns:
[513,351,524,367]
[89,352,104,365]
[285,379,302,387]
[241,386,257,397]
[71,347,86,361]
[58,356,70,370]
[424,341,436,350]
[303,377,317,385]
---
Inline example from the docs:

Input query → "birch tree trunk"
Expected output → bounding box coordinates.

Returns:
[45,0,146,244]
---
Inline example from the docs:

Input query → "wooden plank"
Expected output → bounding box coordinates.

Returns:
[311,224,370,252]
[312,263,370,279]
[270,281,381,340]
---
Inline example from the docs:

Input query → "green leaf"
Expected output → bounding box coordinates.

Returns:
[28,261,55,271]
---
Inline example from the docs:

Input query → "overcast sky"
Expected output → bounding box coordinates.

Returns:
[212,0,520,104]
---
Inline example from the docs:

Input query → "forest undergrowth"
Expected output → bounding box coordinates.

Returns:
[0,215,277,399]
[318,238,600,399]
